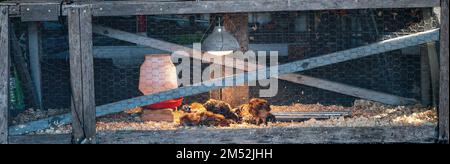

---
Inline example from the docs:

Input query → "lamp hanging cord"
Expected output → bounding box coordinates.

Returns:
[200,15,217,43]
[219,17,225,51]
[59,0,74,31]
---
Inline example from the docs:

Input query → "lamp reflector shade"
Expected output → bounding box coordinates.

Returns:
[202,26,240,53]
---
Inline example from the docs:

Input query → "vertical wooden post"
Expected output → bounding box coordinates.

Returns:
[420,45,432,106]
[439,0,449,143]
[215,13,250,108]
[421,9,440,107]
[0,5,9,144]
[68,6,96,144]
[28,22,43,110]
[427,43,440,106]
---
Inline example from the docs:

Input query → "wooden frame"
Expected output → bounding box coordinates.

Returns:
[439,0,449,143]
[8,29,440,136]
[0,5,9,144]
[1,0,441,21]
[0,0,447,144]
[68,5,96,144]
[8,126,437,144]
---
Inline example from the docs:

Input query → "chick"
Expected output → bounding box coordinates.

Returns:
[179,111,231,127]
[203,99,240,122]
[179,102,231,127]
[234,98,276,125]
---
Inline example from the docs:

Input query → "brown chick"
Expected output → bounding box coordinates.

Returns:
[234,98,276,125]
[179,102,231,127]
[203,99,240,122]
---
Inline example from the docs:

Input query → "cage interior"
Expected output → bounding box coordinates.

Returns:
[8,8,440,134]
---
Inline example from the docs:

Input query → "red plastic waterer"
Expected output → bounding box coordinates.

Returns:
[143,97,183,110]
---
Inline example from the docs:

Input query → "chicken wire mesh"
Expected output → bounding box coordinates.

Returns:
[7,8,440,116]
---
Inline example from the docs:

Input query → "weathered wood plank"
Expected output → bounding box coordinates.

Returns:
[88,0,441,17]
[0,5,10,144]
[8,126,437,144]
[68,6,96,144]
[280,74,418,105]
[422,9,441,107]
[426,43,440,106]
[101,126,438,144]
[80,6,96,144]
[9,134,71,144]
[439,0,449,143]
[420,43,432,106]
[28,22,43,110]
[8,29,440,135]
[1,0,441,21]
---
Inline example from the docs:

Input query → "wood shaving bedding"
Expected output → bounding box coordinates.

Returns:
[13,100,437,135]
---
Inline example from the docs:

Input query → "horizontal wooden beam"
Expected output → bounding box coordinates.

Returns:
[9,126,437,144]
[280,74,419,105]
[8,29,439,135]
[1,0,441,21]
[89,0,441,16]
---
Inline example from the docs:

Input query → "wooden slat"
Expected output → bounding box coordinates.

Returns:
[20,3,59,21]
[0,5,9,144]
[0,0,441,21]
[68,6,96,144]
[88,0,441,16]
[439,0,449,143]
[9,134,71,144]
[8,29,439,135]
[422,9,441,107]
[280,74,418,105]
[10,126,437,144]
[426,43,440,106]
[420,43,432,106]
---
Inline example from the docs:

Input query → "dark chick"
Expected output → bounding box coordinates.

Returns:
[235,98,276,125]
[203,99,240,122]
